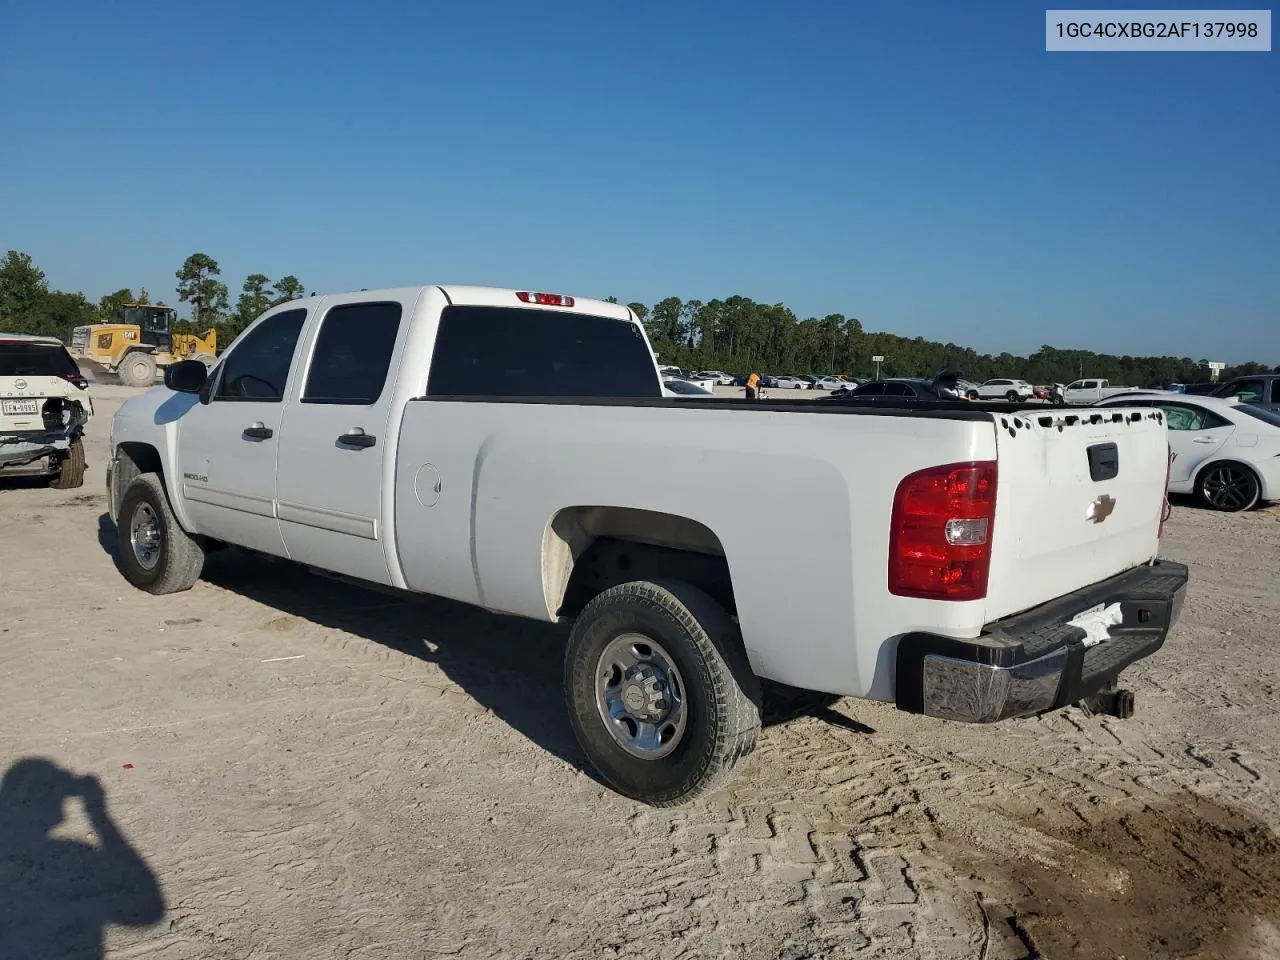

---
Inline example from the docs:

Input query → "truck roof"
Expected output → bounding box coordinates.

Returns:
[282,285,635,322]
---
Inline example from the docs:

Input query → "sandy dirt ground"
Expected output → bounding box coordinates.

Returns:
[2,385,1278,960]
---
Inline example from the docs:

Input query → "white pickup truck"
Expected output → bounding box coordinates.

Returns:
[1064,378,1141,405]
[105,285,1188,805]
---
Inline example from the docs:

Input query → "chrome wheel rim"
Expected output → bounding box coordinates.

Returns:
[595,633,688,759]
[1202,465,1256,510]
[130,502,162,570]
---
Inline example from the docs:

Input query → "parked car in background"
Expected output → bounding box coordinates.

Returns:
[1210,374,1280,412]
[662,377,714,397]
[1182,382,1222,396]
[1062,379,1140,405]
[811,376,846,391]
[1093,392,1280,511]
[1,333,93,488]
[975,379,1035,401]
[772,375,810,390]
[823,378,958,403]
[695,370,735,386]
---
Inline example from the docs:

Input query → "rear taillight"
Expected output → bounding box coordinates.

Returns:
[516,291,575,307]
[1158,445,1172,537]
[889,461,997,601]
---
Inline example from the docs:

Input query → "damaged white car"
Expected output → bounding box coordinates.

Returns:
[1,334,93,488]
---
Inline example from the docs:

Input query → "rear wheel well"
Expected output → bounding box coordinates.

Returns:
[544,507,735,620]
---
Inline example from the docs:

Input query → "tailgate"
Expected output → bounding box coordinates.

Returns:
[984,407,1168,622]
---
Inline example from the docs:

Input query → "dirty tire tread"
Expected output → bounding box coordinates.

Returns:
[49,438,87,489]
[118,352,157,388]
[565,579,761,807]
[116,472,205,595]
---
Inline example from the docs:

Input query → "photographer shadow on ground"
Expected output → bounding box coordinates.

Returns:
[0,757,165,960]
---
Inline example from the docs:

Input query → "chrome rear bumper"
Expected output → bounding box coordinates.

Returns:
[895,560,1189,723]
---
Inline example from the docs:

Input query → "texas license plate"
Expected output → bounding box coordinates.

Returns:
[2,399,39,415]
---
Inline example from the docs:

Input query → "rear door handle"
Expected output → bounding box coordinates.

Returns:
[243,422,273,440]
[337,428,376,449]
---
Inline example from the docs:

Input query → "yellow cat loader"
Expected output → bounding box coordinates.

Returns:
[69,304,218,387]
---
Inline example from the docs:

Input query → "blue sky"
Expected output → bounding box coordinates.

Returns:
[1,0,1275,362]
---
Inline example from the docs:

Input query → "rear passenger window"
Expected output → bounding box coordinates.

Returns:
[1156,404,1228,431]
[213,308,307,401]
[303,302,403,404]
[426,306,659,398]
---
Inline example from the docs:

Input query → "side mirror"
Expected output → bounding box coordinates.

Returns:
[164,359,207,394]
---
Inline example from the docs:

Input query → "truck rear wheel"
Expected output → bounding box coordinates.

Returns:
[49,439,86,490]
[116,472,205,594]
[565,579,761,806]
[118,352,157,388]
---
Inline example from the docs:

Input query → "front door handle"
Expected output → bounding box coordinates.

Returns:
[1192,436,1217,444]
[243,422,273,440]
[337,427,376,449]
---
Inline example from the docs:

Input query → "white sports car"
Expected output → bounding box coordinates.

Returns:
[1094,392,1280,511]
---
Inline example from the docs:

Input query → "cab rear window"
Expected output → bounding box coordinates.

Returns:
[0,341,80,377]
[426,306,660,398]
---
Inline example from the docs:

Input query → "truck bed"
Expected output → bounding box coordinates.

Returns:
[391,394,1168,703]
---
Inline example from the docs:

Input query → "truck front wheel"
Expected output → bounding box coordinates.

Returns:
[564,579,761,806]
[116,473,205,594]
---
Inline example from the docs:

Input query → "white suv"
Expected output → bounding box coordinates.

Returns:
[975,378,1034,401]
[1,334,93,488]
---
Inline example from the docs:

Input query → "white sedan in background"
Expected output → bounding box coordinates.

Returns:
[1094,393,1280,511]
[811,376,846,391]
[771,375,810,390]
[695,370,735,386]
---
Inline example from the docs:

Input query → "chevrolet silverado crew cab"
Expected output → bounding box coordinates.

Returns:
[104,285,1188,806]
[1,333,92,488]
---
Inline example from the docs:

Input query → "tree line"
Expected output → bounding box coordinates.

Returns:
[0,250,305,345]
[1,248,1273,386]
[614,295,1277,387]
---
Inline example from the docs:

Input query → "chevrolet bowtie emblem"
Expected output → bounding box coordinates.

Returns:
[1088,494,1117,523]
